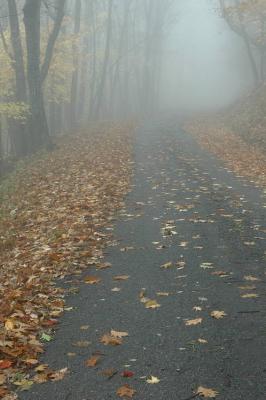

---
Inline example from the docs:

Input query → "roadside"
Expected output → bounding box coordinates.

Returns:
[183,88,266,189]
[0,123,134,399]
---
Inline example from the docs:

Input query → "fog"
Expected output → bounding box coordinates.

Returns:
[0,0,260,159]
[161,0,254,113]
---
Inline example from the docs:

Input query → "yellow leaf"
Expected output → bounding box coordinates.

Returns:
[146,375,160,384]
[241,293,259,298]
[145,300,161,309]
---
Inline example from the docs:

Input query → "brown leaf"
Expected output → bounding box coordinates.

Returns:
[100,334,122,346]
[117,385,136,398]
[85,355,101,367]
[196,386,219,398]
[84,276,101,284]
[101,369,118,379]
[49,368,69,382]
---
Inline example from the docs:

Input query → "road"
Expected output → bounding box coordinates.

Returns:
[21,121,266,400]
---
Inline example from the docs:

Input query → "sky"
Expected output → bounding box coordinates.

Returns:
[161,0,254,112]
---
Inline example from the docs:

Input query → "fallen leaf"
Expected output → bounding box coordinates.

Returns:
[100,334,122,346]
[101,369,118,379]
[73,340,91,348]
[238,285,256,290]
[145,300,161,309]
[193,306,202,311]
[241,293,259,298]
[112,287,121,292]
[121,371,134,378]
[160,262,173,269]
[198,338,208,344]
[157,292,169,296]
[85,355,101,367]
[0,360,12,370]
[49,368,69,381]
[196,386,219,398]
[13,379,34,391]
[113,275,130,281]
[146,375,160,384]
[0,374,6,385]
[244,275,260,282]
[185,318,202,326]
[210,311,227,319]
[80,325,90,330]
[117,384,136,398]
[84,276,101,284]
[111,330,129,339]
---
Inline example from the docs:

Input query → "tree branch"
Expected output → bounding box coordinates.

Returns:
[40,0,66,83]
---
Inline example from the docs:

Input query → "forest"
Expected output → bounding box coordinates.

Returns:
[0,1,265,400]
[0,0,174,164]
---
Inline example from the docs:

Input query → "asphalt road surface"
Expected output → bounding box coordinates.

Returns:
[21,121,266,400]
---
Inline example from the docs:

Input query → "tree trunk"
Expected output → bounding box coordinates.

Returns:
[92,0,113,119]
[70,0,82,131]
[8,0,29,157]
[23,0,50,152]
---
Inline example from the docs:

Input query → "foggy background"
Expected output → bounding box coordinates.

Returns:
[161,0,254,112]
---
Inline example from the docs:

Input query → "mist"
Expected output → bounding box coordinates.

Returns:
[160,0,254,113]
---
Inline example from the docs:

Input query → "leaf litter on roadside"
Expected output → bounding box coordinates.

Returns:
[0,124,134,396]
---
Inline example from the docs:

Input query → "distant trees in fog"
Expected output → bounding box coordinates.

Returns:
[220,0,266,84]
[0,0,174,163]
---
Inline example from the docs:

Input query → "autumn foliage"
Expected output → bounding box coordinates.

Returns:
[0,123,133,397]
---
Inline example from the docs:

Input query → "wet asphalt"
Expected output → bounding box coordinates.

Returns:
[20,120,266,400]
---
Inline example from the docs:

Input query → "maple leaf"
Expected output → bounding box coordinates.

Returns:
[196,386,219,398]
[185,318,202,326]
[210,311,227,319]
[84,276,101,284]
[145,300,161,309]
[116,385,136,398]
[146,375,160,384]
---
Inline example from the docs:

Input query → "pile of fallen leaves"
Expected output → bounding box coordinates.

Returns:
[184,119,266,189]
[0,123,133,398]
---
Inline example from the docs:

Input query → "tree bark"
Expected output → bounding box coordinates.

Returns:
[7,0,29,157]
[23,0,50,151]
